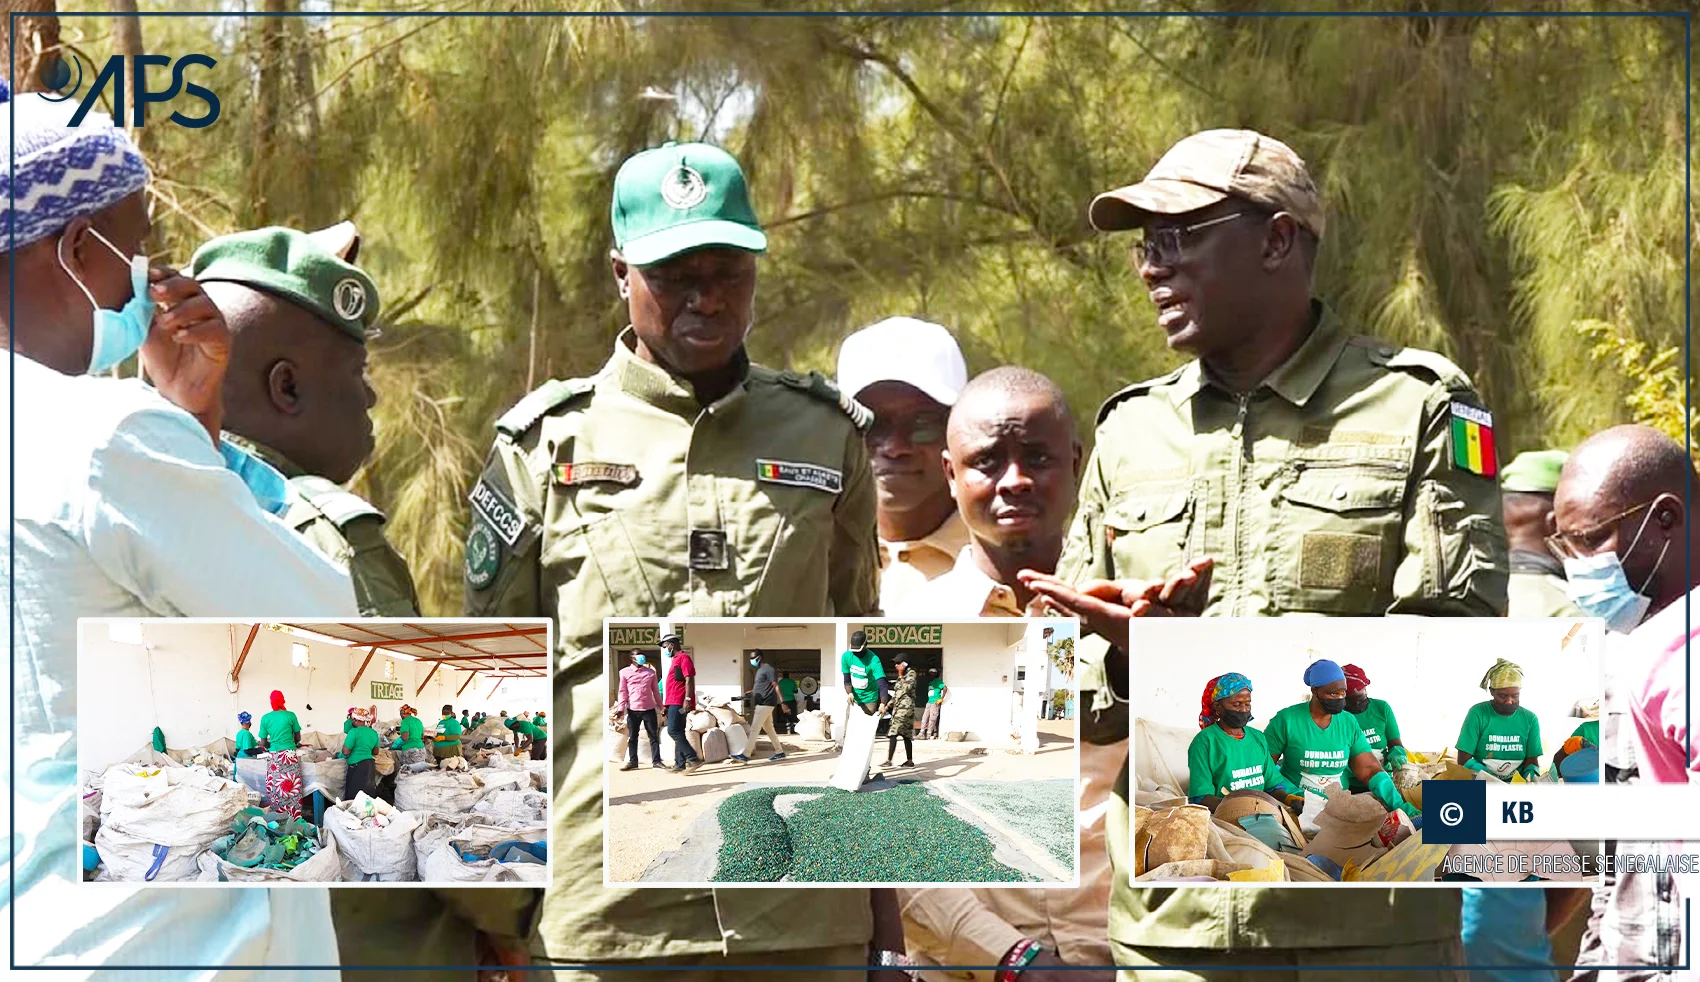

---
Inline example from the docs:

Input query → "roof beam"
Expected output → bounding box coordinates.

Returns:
[348,646,377,693]
[230,623,262,683]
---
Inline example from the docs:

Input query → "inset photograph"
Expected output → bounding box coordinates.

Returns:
[603,617,1079,886]
[1131,618,1602,885]
[77,619,551,885]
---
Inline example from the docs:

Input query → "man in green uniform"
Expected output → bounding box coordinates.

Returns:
[842,629,889,715]
[1456,659,1543,781]
[1341,663,1407,790]
[1264,659,1417,817]
[778,671,800,733]
[920,668,947,739]
[193,222,421,617]
[258,689,301,751]
[465,142,902,980]
[1501,449,1580,618]
[882,659,918,768]
[1185,672,1302,812]
[1022,129,1508,979]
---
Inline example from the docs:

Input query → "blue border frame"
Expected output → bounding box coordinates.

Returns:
[8,6,1692,975]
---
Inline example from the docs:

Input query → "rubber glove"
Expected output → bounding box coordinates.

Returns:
[1367,770,1412,814]
[1518,763,1541,781]
[1282,792,1306,815]
[1462,756,1486,773]
[1386,746,1409,771]
[1397,800,1421,820]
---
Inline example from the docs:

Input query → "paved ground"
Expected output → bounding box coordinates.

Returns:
[605,718,1077,882]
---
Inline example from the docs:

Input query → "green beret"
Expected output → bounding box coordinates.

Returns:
[1501,449,1568,493]
[189,226,380,342]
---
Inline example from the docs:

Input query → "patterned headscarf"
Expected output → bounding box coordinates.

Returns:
[1342,664,1372,693]
[1481,658,1524,691]
[400,704,415,717]
[351,706,376,725]
[1199,672,1253,729]
[237,712,252,725]
[0,80,151,249]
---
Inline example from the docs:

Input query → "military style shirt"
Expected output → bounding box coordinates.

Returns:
[1059,304,1508,618]
[1063,306,1498,951]
[1507,548,1581,618]
[466,330,879,960]
[223,435,421,617]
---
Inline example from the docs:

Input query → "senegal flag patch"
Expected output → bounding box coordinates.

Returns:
[1449,401,1497,478]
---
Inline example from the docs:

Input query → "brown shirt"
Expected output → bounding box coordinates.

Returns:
[878,511,970,614]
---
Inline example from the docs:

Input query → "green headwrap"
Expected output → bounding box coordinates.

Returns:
[1481,658,1524,690]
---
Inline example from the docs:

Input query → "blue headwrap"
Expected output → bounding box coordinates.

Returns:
[237,711,252,725]
[1303,658,1345,688]
[1,79,151,250]
[1199,672,1253,729]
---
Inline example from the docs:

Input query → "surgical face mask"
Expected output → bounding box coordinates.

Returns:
[1216,708,1254,729]
[1563,508,1668,634]
[749,657,759,667]
[58,227,156,375]
[633,654,647,665]
[1319,696,1347,715]
[1345,694,1370,715]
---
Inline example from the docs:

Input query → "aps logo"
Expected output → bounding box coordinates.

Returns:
[38,52,220,129]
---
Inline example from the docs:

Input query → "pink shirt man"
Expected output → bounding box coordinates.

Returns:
[617,661,660,713]
[1629,586,1698,784]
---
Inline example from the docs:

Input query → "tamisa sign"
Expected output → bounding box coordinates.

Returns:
[609,626,684,648]
[863,624,943,647]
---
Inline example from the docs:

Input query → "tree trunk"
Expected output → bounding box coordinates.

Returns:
[1,0,60,93]
[249,0,288,226]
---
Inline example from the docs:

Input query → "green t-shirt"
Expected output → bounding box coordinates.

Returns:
[234,728,257,754]
[779,679,799,702]
[841,649,885,705]
[1263,702,1373,794]
[394,715,426,750]
[1346,696,1403,790]
[258,709,301,751]
[511,719,543,740]
[344,725,380,765]
[435,717,463,745]
[927,680,946,704]
[1569,719,1600,747]
[1457,701,1543,762]
[1187,723,1287,799]
[343,718,355,734]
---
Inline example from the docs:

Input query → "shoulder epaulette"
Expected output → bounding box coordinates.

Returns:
[290,475,383,528]
[1096,365,1188,426]
[774,369,873,432]
[1355,337,1476,393]
[494,377,595,438]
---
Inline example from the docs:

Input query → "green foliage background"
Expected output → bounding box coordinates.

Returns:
[47,1,1696,614]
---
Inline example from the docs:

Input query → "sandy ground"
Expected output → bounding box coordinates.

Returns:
[605,717,1078,882]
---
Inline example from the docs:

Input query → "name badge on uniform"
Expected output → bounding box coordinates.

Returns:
[552,462,640,488]
[1448,401,1497,478]
[469,478,524,547]
[756,458,843,494]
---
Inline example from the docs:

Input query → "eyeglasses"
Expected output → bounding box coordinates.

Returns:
[868,413,947,446]
[1133,211,1256,267]
[1545,499,1654,560]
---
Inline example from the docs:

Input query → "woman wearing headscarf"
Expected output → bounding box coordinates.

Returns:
[1185,672,1303,813]
[1341,664,1408,793]
[1457,658,1543,781]
[233,712,259,757]
[393,703,431,768]
[342,706,380,800]
[1265,658,1420,818]
[257,689,301,751]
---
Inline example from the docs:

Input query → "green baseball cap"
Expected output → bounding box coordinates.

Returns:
[1501,449,1569,493]
[611,142,767,267]
[189,224,380,342]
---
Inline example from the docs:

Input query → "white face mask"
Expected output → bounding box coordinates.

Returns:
[1562,505,1668,634]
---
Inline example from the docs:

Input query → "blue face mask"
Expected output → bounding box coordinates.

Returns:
[59,228,156,374]
[1563,507,1668,634]
[749,658,760,667]
[634,654,647,665]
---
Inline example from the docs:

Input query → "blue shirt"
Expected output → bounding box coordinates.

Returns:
[5,354,354,972]
[1460,887,1556,982]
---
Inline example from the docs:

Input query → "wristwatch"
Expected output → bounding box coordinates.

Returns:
[874,947,917,978]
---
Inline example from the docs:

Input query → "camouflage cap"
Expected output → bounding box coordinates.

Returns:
[190,223,380,342]
[1089,129,1325,239]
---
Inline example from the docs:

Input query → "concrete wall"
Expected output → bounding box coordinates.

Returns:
[78,620,550,774]
[1132,617,1602,766]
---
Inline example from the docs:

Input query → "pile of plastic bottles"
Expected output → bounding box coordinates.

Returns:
[344,791,399,829]
[211,807,322,870]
